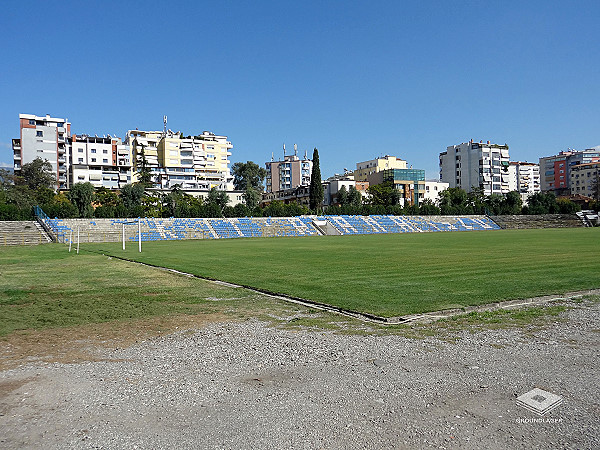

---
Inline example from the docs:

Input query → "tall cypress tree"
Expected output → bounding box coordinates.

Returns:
[309,147,324,211]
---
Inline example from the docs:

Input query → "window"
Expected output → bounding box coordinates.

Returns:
[103,159,108,163]
[36,131,43,137]
[78,148,83,153]
[91,158,96,162]
[91,149,96,153]
[103,149,108,154]
[29,119,35,125]
[78,158,84,163]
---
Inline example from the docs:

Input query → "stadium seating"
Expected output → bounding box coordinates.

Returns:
[37,214,501,244]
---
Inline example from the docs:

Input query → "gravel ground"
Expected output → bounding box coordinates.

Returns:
[1,301,599,449]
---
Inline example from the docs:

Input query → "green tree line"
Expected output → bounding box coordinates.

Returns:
[0,158,593,220]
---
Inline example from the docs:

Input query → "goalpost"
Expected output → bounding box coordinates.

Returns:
[121,218,142,252]
[68,218,143,253]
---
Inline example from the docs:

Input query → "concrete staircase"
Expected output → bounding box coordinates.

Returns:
[491,214,585,229]
[0,221,53,246]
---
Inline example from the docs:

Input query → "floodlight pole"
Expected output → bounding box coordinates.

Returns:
[122,223,125,250]
[77,226,80,254]
[69,229,72,252]
[138,218,142,252]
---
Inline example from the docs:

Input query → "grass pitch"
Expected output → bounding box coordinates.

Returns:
[87,227,600,317]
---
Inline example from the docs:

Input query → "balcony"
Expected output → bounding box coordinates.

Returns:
[13,152,21,160]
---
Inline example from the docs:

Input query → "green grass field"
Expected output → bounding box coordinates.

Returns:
[84,227,600,317]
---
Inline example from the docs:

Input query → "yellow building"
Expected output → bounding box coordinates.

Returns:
[353,155,407,181]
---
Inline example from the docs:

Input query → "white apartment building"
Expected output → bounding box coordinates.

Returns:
[322,173,356,206]
[439,140,510,195]
[70,135,132,189]
[507,161,540,203]
[13,114,72,190]
[423,180,449,204]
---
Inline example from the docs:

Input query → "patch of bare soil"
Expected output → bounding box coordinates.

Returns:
[0,313,229,371]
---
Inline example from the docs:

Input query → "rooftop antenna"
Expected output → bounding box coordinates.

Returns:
[294,143,298,156]
[271,152,274,162]
[163,115,167,136]
[304,149,307,159]
[283,143,286,157]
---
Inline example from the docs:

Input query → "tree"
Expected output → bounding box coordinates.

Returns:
[309,148,324,211]
[419,198,440,215]
[348,186,362,208]
[337,186,348,206]
[0,168,15,189]
[207,187,229,211]
[17,158,56,191]
[368,181,400,206]
[525,192,558,214]
[232,161,267,192]
[485,193,504,215]
[556,198,581,214]
[438,187,469,214]
[503,191,523,215]
[467,186,486,214]
[95,187,120,207]
[243,187,261,209]
[68,182,95,218]
[121,184,145,210]
[134,141,153,187]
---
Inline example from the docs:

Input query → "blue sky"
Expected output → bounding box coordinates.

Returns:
[1,0,598,179]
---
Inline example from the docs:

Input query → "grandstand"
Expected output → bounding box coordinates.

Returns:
[36,213,500,244]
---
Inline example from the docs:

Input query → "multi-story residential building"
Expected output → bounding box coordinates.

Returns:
[354,155,406,182]
[368,168,426,206]
[12,114,72,190]
[570,162,600,199]
[125,129,163,185]
[125,129,234,191]
[423,180,449,204]
[539,149,600,195]
[322,173,358,207]
[70,134,132,189]
[265,145,312,193]
[439,140,510,195]
[155,130,234,191]
[507,161,540,202]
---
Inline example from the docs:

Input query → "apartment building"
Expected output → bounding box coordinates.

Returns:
[265,145,312,193]
[12,114,72,190]
[570,162,600,199]
[507,161,540,202]
[70,134,132,189]
[439,140,510,195]
[423,180,449,204]
[539,149,600,195]
[354,155,406,182]
[154,130,234,191]
[322,173,358,207]
[125,129,163,185]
